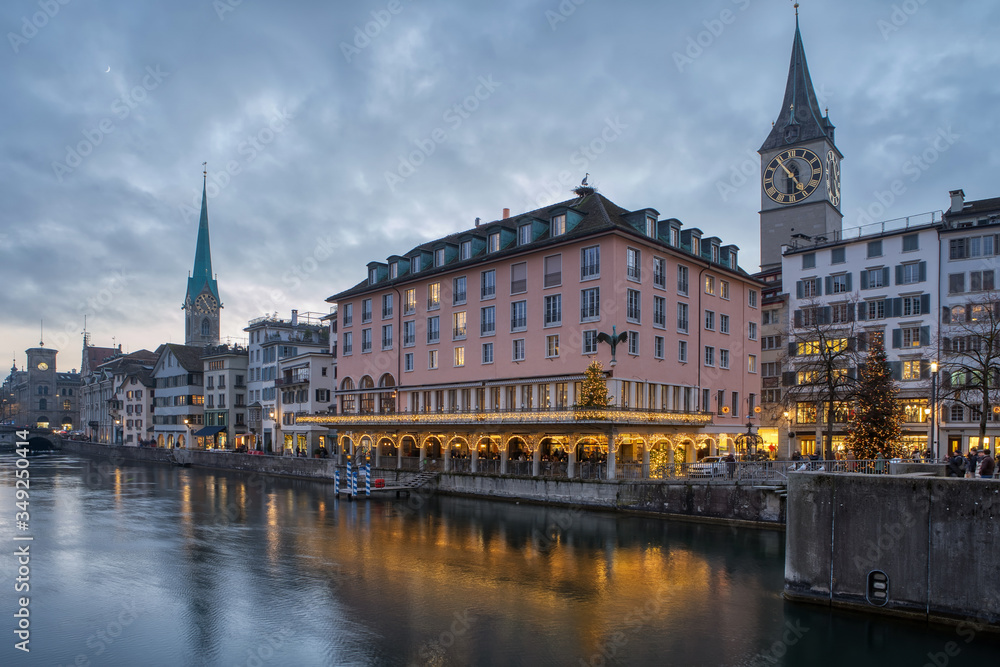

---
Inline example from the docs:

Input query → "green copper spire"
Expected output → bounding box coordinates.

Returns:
[186,173,220,303]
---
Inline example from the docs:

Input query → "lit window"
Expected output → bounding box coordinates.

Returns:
[427,283,441,310]
[546,335,560,358]
[748,355,757,373]
[428,350,438,369]
[551,214,566,236]
[454,347,465,367]
[488,233,500,253]
[705,275,715,295]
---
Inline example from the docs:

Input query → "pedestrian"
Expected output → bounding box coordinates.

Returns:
[875,451,886,475]
[725,451,736,480]
[966,450,978,478]
[947,451,967,478]
[980,451,995,480]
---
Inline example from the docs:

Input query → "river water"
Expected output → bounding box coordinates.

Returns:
[0,452,997,666]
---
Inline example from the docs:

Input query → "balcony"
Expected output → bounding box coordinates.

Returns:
[275,373,310,387]
[299,406,714,428]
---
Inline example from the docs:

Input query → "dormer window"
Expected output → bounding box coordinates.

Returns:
[518,224,531,246]
[435,248,445,266]
[389,263,398,279]
[711,245,719,263]
[369,268,378,284]
[692,238,700,256]
[551,214,566,237]
[460,240,471,260]
[646,217,656,238]
[488,232,500,253]
[412,255,421,272]
[670,228,679,247]
[729,251,737,268]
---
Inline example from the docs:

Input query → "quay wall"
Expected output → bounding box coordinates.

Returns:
[58,441,785,525]
[785,471,1000,629]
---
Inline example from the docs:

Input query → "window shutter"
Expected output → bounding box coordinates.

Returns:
[966,304,973,322]
[919,262,927,282]
[825,276,833,295]
[882,267,891,287]
[846,273,853,291]
[892,298,903,318]
[796,281,804,299]
[782,372,796,387]
[847,336,856,351]
[857,303,867,321]
[794,310,803,327]
[823,306,832,324]
[891,329,901,349]
[921,360,930,380]
[942,307,951,324]
[788,342,798,357]
[860,271,869,290]
[847,306,855,322]
[858,332,868,351]
[943,336,951,351]
[920,326,930,347]
[890,361,902,381]
[847,367,857,380]
[921,294,931,315]
[814,278,822,296]
[895,265,903,285]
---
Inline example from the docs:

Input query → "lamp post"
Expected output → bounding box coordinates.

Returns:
[930,361,938,459]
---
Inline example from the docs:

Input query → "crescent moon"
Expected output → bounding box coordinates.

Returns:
[105,66,111,73]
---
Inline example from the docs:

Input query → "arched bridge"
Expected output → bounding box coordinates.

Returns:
[0,427,62,452]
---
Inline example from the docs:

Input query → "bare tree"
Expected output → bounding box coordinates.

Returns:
[939,290,1000,446]
[783,296,863,459]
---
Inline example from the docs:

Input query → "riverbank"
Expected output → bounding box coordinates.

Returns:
[59,440,786,527]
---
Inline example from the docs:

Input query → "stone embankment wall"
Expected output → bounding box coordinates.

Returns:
[58,441,785,525]
[785,471,1000,629]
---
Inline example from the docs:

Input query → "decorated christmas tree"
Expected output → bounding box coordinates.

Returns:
[579,360,610,408]
[845,340,904,459]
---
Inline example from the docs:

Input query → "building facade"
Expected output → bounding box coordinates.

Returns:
[201,344,250,449]
[781,222,941,456]
[305,188,762,476]
[937,190,1000,456]
[151,344,205,448]
[5,346,81,430]
[276,349,336,455]
[245,310,332,453]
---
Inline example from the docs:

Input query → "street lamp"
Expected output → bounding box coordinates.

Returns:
[930,361,938,459]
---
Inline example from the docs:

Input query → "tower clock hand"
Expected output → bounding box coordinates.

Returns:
[777,158,805,191]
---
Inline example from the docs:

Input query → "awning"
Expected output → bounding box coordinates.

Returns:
[193,426,225,437]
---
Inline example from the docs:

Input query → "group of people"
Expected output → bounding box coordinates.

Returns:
[946,449,996,479]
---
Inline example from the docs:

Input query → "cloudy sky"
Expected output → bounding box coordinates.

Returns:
[2,0,998,372]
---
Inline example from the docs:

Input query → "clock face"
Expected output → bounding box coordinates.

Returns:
[37,362,49,371]
[826,150,841,207]
[763,148,824,205]
[194,294,217,315]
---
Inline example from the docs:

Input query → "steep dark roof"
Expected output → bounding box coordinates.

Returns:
[329,191,754,302]
[759,15,836,153]
[162,343,205,373]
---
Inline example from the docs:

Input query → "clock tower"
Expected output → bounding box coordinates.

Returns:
[183,172,222,346]
[759,8,842,270]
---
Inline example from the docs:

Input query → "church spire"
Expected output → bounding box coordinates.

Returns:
[759,6,835,152]
[186,165,220,304]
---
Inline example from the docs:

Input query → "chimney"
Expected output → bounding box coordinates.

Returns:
[502,208,510,219]
[475,217,481,227]
[949,189,966,214]
[291,309,298,326]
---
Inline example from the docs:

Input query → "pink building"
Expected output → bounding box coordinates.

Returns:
[305,189,762,477]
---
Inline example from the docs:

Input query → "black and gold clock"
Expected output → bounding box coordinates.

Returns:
[194,293,217,315]
[763,148,823,205]
[826,150,841,207]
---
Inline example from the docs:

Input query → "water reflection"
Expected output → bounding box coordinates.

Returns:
[0,454,997,667]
